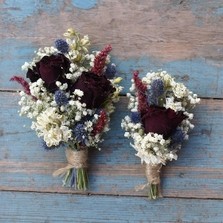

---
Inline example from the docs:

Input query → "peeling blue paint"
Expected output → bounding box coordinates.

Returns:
[112,56,223,97]
[189,1,223,26]
[1,0,36,22]
[1,0,65,22]
[214,7,223,16]
[2,38,223,98]
[0,0,97,23]
[0,39,36,88]
[71,0,97,9]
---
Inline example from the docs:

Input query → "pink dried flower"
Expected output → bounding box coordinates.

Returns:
[10,76,31,95]
[91,45,112,75]
[133,71,149,113]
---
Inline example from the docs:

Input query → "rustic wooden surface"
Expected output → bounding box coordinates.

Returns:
[0,0,223,222]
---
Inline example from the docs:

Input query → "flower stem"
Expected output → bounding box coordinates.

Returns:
[148,183,159,200]
[76,168,88,190]
[63,169,72,186]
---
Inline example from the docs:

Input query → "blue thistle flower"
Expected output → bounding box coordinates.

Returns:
[147,89,158,106]
[105,63,117,79]
[73,123,88,145]
[55,90,68,106]
[55,39,69,53]
[171,128,185,144]
[150,79,164,97]
[131,112,141,123]
[147,79,165,106]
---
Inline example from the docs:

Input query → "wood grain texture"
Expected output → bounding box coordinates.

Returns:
[0,191,223,223]
[1,0,223,97]
[0,0,223,222]
[0,93,222,199]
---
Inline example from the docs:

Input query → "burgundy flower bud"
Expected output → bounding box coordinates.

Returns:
[71,72,115,109]
[141,106,187,139]
[26,54,70,92]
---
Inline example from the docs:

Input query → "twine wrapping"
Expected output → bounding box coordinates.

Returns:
[135,163,162,193]
[53,148,88,177]
[145,163,162,185]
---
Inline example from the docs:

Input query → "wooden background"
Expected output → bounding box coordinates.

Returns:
[0,0,223,222]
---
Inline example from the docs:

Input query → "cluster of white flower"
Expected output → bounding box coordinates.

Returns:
[121,116,176,165]
[32,107,72,147]
[19,80,53,119]
[19,77,121,148]
[21,47,59,71]
[122,71,200,165]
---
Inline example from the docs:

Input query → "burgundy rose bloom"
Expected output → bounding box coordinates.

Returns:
[71,72,115,109]
[141,106,187,139]
[26,54,70,92]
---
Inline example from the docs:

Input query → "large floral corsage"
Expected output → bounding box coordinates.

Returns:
[11,28,122,190]
[121,71,200,199]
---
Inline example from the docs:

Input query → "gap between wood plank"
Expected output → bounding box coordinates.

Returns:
[0,188,222,201]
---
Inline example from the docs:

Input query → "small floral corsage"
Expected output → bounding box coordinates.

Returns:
[121,71,200,199]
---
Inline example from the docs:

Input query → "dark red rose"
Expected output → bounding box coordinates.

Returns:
[141,106,187,139]
[71,72,115,109]
[26,54,70,92]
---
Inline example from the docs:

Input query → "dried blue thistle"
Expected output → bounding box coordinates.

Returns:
[54,90,68,106]
[105,63,117,79]
[131,112,141,123]
[147,79,165,106]
[73,124,88,145]
[150,79,164,97]
[171,128,185,144]
[55,39,69,53]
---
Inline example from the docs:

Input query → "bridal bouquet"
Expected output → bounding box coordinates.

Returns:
[121,71,200,199]
[11,28,122,190]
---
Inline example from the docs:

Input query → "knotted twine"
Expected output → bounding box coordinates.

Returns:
[135,163,162,197]
[53,148,88,177]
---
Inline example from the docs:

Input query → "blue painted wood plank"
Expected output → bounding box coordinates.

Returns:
[0,92,222,199]
[1,40,223,98]
[0,191,222,223]
[1,1,223,98]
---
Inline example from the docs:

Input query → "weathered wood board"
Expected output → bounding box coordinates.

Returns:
[1,0,223,98]
[0,0,223,222]
[1,191,223,223]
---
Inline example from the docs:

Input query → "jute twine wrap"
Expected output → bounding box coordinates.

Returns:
[135,163,162,192]
[53,148,88,177]
[145,163,162,185]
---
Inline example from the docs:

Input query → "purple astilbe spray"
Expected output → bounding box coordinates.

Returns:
[10,76,31,95]
[133,71,149,114]
[91,45,112,76]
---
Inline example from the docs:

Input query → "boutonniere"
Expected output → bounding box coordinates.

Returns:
[122,71,200,199]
